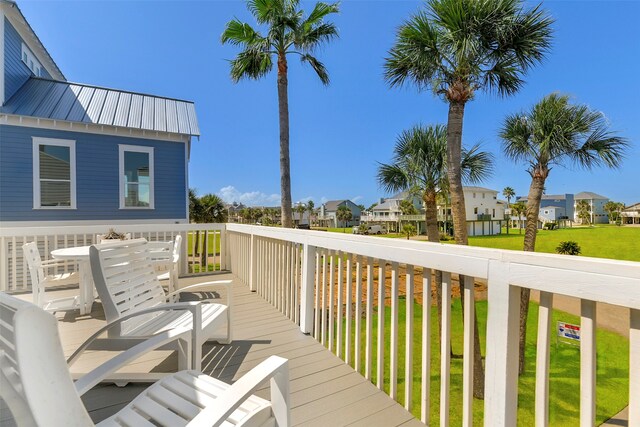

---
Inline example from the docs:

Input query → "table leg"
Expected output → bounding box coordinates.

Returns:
[78,260,94,315]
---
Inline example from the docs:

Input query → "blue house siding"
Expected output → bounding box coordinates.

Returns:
[0,124,187,222]
[4,17,52,103]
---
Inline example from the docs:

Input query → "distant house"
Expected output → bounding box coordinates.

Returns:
[361,187,504,236]
[318,200,361,228]
[517,193,575,227]
[621,203,640,225]
[0,1,199,226]
[574,192,609,224]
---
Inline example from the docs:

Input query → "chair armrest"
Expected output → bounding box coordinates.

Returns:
[74,329,187,396]
[165,280,232,300]
[41,259,78,269]
[67,302,200,367]
[189,356,290,427]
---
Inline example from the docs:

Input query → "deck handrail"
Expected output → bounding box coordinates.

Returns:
[225,223,640,427]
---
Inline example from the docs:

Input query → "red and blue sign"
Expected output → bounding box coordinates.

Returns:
[557,321,580,341]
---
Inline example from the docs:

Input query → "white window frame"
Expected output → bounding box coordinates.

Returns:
[32,137,76,209]
[21,43,42,77]
[119,144,154,209]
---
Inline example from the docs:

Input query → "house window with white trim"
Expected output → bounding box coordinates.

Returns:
[119,145,154,209]
[22,43,43,77]
[33,138,76,209]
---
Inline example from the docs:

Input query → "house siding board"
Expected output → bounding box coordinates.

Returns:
[0,124,187,221]
[4,18,31,101]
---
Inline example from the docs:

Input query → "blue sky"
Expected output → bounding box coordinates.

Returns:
[21,0,640,206]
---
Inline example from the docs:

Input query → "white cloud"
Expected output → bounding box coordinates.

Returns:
[351,195,364,203]
[218,186,281,206]
[320,196,328,204]
[296,196,314,204]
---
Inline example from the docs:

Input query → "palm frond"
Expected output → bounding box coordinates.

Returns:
[221,19,263,47]
[377,163,410,194]
[248,0,284,24]
[304,2,340,26]
[294,22,339,52]
[229,47,274,82]
[300,54,330,85]
[461,143,494,183]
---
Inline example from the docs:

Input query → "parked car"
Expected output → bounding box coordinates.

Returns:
[296,224,310,230]
[364,225,386,235]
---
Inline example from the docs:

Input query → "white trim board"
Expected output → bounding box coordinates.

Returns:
[0,11,5,105]
[0,218,189,228]
[0,114,192,143]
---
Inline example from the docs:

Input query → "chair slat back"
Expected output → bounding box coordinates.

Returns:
[0,293,93,426]
[22,243,45,307]
[173,234,183,264]
[90,239,167,336]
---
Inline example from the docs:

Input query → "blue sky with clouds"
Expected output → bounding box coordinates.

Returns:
[21,0,639,206]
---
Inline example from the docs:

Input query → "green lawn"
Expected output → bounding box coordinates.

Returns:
[330,298,628,426]
[468,225,640,262]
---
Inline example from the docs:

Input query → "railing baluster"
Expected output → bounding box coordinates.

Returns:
[336,253,344,358]
[580,299,596,427]
[321,250,328,346]
[355,255,363,373]
[440,270,452,426]
[390,261,399,400]
[535,291,553,427]
[365,256,374,380]
[630,309,640,425]
[405,264,414,411]
[377,261,386,390]
[462,275,475,427]
[329,251,335,352]
[346,255,353,365]
[314,250,321,339]
[421,269,432,424]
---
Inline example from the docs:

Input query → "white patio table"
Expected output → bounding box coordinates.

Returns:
[50,246,93,315]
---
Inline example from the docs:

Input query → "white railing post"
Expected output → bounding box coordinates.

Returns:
[484,259,520,427]
[300,243,317,334]
[249,234,257,291]
[221,226,228,271]
[630,308,640,425]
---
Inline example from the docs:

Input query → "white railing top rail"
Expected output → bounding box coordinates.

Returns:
[226,223,640,310]
[0,223,225,238]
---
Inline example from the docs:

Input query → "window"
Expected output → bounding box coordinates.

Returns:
[482,193,485,199]
[474,207,478,214]
[492,209,495,218]
[22,43,42,77]
[544,210,549,214]
[473,193,476,198]
[32,138,76,209]
[119,145,154,208]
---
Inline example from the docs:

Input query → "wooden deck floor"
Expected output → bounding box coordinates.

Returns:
[2,273,423,427]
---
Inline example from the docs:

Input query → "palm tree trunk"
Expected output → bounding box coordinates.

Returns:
[277,53,293,228]
[446,101,468,246]
[519,173,546,374]
[425,191,448,354]
[446,100,484,398]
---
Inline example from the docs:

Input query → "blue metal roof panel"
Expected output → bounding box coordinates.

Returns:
[2,78,200,136]
[141,96,155,131]
[98,90,120,125]
[154,97,166,132]
[113,92,131,128]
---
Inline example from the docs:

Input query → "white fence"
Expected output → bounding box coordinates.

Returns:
[226,223,640,427]
[0,223,226,292]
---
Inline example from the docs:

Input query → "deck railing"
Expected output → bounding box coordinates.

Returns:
[0,223,226,291]
[226,223,640,427]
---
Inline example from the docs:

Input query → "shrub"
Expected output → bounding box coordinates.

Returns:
[556,241,581,255]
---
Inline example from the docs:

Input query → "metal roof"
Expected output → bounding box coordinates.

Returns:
[2,77,200,136]
[575,191,608,200]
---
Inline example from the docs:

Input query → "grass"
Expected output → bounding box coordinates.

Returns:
[186,231,222,256]
[467,225,640,262]
[328,298,629,426]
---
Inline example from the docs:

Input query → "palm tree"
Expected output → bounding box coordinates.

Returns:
[384,0,553,247]
[294,203,306,225]
[502,187,516,234]
[576,200,592,225]
[377,124,493,397]
[511,201,527,233]
[222,0,339,228]
[335,205,352,230]
[199,194,228,265]
[603,201,620,224]
[306,200,315,226]
[500,93,628,374]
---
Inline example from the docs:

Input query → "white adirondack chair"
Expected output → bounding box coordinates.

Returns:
[79,238,231,374]
[0,293,290,427]
[22,242,81,312]
[148,235,183,295]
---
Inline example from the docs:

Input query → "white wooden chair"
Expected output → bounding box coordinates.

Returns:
[0,292,290,427]
[147,235,182,295]
[22,242,81,313]
[78,238,231,374]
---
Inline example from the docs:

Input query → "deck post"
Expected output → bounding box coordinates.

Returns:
[249,234,257,291]
[484,259,520,427]
[300,243,317,334]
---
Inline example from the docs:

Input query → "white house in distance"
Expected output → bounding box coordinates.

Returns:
[317,200,361,228]
[361,187,505,236]
[516,193,575,227]
[574,191,609,224]
[621,202,640,225]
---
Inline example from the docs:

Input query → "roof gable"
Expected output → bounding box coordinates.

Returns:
[575,191,608,200]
